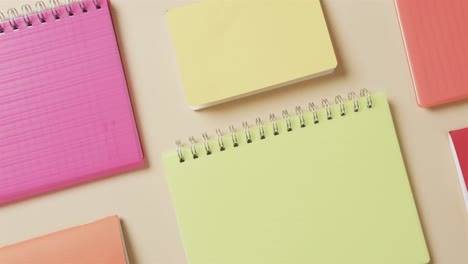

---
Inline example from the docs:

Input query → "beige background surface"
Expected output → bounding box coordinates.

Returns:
[0,0,467,263]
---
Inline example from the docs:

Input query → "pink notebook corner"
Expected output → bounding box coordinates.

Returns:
[395,0,468,107]
[0,0,144,205]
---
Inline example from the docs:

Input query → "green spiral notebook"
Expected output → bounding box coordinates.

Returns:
[163,91,429,264]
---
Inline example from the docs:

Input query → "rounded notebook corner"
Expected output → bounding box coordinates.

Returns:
[188,104,204,111]
[415,94,434,108]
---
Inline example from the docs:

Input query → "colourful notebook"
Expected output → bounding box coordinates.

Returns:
[0,0,144,205]
[163,91,429,264]
[0,216,130,264]
[449,128,468,210]
[166,0,337,109]
[395,0,468,107]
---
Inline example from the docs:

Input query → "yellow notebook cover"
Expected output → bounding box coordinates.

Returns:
[163,92,429,264]
[167,0,337,109]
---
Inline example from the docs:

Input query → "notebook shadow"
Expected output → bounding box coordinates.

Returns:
[320,0,348,78]
[200,1,347,113]
[0,161,148,209]
[425,97,468,114]
[110,4,151,170]
[388,102,435,262]
[120,219,138,264]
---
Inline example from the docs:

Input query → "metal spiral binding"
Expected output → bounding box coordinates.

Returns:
[7,8,20,30]
[0,0,101,33]
[216,129,226,151]
[176,140,185,163]
[296,106,306,128]
[22,5,34,26]
[242,122,252,143]
[335,95,346,116]
[202,133,212,155]
[50,0,61,19]
[229,125,239,147]
[0,13,4,33]
[189,137,198,160]
[65,0,74,16]
[308,102,319,124]
[322,99,332,120]
[348,92,360,112]
[175,89,374,163]
[282,110,293,132]
[270,114,279,136]
[256,118,266,139]
[36,1,48,23]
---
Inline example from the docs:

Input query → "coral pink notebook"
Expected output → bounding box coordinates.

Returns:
[0,0,143,205]
[0,216,130,264]
[395,0,468,107]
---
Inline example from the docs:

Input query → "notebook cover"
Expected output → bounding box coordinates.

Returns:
[448,128,468,210]
[163,93,429,263]
[395,0,468,107]
[167,0,337,109]
[0,216,129,264]
[0,0,144,205]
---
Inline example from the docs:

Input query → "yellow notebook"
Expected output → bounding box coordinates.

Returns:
[163,91,429,264]
[167,0,337,109]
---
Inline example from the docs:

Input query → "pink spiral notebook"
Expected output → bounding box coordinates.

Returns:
[0,0,144,205]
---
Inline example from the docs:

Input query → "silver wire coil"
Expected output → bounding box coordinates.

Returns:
[176,89,374,162]
[0,0,102,33]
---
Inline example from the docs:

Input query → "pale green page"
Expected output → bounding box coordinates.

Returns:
[163,93,429,264]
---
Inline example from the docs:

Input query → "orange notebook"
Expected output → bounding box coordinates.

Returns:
[0,216,129,264]
[395,0,468,107]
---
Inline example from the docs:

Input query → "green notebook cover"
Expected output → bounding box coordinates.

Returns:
[163,92,429,264]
